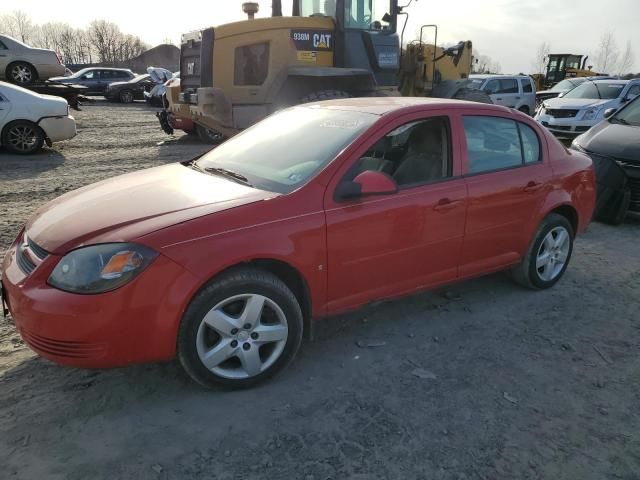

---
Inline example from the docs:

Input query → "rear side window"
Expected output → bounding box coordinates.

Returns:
[463,116,542,173]
[521,78,533,93]
[0,40,6,50]
[234,43,270,86]
[498,78,519,94]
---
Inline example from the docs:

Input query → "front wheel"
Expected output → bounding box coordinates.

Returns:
[2,121,45,154]
[177,268,303,389]
[119,89,134,103]
[511,213,574,289]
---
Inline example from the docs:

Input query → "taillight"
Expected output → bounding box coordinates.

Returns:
[56,52,63,64]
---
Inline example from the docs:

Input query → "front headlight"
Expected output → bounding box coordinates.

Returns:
[583,108,602,121]
[48,243,158,294]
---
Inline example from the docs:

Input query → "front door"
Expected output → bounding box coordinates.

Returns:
[324,112,467,313]
[458,112,553,277]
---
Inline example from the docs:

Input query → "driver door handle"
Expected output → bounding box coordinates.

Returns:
[524,181,544,193]
[433,198,463,212]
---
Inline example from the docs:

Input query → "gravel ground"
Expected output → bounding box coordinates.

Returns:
[1,101,639,480]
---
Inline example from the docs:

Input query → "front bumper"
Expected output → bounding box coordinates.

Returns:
[38,115,76,143]
[1,231,199,368]
[535,113,597,138]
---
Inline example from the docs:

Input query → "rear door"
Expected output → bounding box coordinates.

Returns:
[495,78,520,108]
[458,112,552,277]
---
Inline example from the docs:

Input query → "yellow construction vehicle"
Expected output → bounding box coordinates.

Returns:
[533,53,603,91]
[165,0,487,142]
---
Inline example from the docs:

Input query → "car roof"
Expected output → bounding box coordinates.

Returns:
[590,79,630,84]
[300,97,512,116]
[470,74,530,80]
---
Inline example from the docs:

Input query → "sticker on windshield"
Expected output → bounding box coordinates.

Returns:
[319,119,362,129]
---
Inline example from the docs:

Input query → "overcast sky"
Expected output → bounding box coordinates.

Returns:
[13,0,640,74]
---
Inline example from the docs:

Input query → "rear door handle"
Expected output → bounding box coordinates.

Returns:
[433,198,463,212]
[524,181,544,193]
[496,97,503,101]
[516,96,521,100]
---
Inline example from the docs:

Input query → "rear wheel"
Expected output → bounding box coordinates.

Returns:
[177,267,303,389]
[119,89,134,103]
[7,62,37,85]
[196,124,225,145]
[511,213,574,290]
[2,121,45,154]
[301,90,350,103]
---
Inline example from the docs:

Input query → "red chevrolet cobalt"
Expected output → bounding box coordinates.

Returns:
[1,98,596,388]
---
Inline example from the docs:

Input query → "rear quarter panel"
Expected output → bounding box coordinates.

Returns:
[543,131,596,234]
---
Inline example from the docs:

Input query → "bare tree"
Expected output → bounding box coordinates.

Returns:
[617,40,635,76]
[472,48,502,74]
[531,41,550,74]
[10,10,34,43]
[595,32,620,73]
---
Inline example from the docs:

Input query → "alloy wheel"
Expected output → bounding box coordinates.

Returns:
[121,91,134,103]
[7,125,38,152]
[11,65,32,84]
[196,294,289,379]
[536,226,570,282]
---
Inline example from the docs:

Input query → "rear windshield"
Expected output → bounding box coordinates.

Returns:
[196,107,377,194]
[467,79,485,90]
[551,79,581,91]
[564,82,625,99]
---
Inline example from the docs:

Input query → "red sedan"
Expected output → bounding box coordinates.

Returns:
[1,98,596,389]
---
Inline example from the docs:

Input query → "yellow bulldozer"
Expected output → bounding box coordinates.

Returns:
[164,0,489,142]
[532,53,602,91]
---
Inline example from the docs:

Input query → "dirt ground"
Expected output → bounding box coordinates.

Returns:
[1,101,639,480]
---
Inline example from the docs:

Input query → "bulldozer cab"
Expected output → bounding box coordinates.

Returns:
[168,0,400,137]
[544,54,585,86]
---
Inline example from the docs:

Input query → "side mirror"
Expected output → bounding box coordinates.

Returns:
[604,108,616,119]
[335,170,398,201]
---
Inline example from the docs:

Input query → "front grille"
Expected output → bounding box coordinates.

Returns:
[547,109,579,118]
[21,330,106,359]
[17,248,36,274]
[575,126,591,132]
[27,237,49,260]
[618,160,640,213]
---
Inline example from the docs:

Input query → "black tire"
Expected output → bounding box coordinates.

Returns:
[119,89,134,103]
[6,62,38,85]
[511,213,574,290]
[301,90,350,103]
[177,267,304,389]
[452,88,493,104]
[518,105,531,115]
[2,121,45,155]
[196,124,225,145]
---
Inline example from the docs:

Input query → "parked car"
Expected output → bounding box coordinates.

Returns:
[0,81,76,154]
[571,95,640,223]
[49,68,135,95]
[104,74,157,103]
[536,76,616,104]
[1,98,595,388]
[468,74,537,115]
[535,79,640,138]
[0,35,65,85]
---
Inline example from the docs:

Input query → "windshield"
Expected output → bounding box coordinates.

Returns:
[563,82,625,100]
[196,107,377,194]
[614,96,640,126]
[299,0,337,16]
[345,0,393,30]
[467,79,484,90]
[551,79,581,92]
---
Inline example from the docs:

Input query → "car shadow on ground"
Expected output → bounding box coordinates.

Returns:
[0,149,66,180]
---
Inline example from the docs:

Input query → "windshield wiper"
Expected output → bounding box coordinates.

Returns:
[205,167,253,186]
[610,117,629,125]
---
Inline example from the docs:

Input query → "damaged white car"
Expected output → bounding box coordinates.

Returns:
[0,81,76,154]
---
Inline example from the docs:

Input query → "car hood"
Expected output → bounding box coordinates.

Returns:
[106,81,131,89]
[537,89,565,96]
[576,121,640,163]
[543,98,613,110]
[26,163,277,254]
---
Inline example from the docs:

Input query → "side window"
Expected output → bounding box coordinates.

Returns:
[82,71,95,80]
[463,116,523,173]
[234,43,270,86]
[519,123,541,164]
[463,116,542,173]
[347,117,452,187]
[498,78,519,94]
[521,79,533,93]
[627,84,640,98]
[484,79,499,94]
[0,40,7,50]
